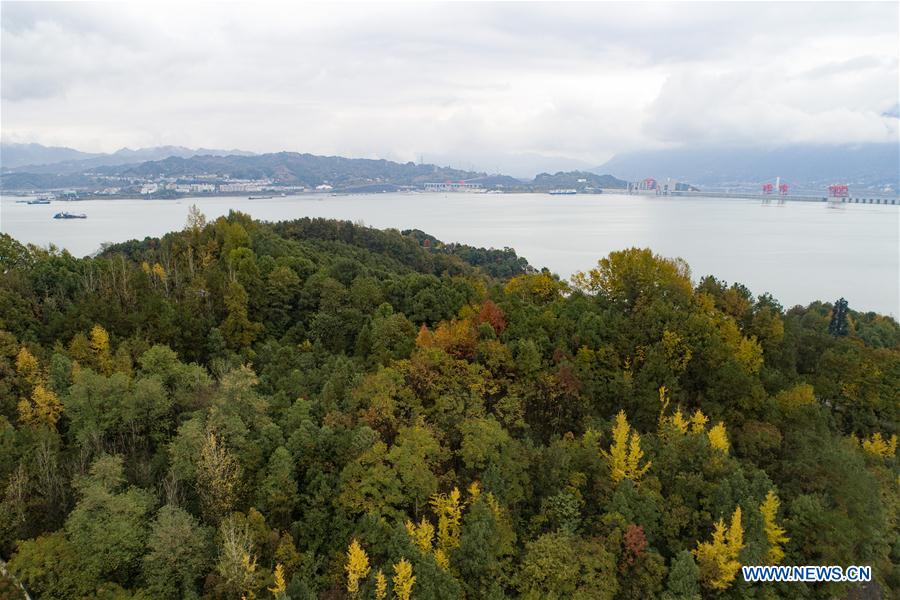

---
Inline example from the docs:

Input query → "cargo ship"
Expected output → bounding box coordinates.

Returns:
[548,189,577,195]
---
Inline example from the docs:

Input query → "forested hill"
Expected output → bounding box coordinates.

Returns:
[532,170,628,191]
[0,212,898,599]
[0,152,487,192]
[98,153,485,187]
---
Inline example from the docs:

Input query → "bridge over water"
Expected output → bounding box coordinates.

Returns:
[614,188,899,205]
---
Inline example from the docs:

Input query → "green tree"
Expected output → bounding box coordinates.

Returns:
[256,446,298,529]
[662,550,701,600]
[264,265,301,334]
[339,440,404,521]
[388,420,443,515]
[8,532,89,599]
[366,304,417,366]
[518,532,618,600]
[142,505,213,599]
[828,297,849,336]
[64,455,155,589]
[64,370,131,454]
[221,281,264,351]
[453,493,513,598]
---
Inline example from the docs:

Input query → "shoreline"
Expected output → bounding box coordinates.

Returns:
[3,189,898,205]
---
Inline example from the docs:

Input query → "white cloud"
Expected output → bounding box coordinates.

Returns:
[1,2,897,169]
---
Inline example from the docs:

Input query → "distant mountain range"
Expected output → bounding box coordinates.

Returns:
[597,143,899,192]
[0,145,629,193]
[0,143,255,172]
[0,143,102,169]
[3,141,896,195]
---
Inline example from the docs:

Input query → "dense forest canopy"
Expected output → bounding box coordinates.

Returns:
[0,209,897,599]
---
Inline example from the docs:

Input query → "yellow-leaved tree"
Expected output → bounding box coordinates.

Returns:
[433,548,449,570]
[774,383,816,408]
[268,563,286,598]
[415,324,434,349]
[405,517,435,553]
[345,539,370,596]
[430,487,463,552]
[392,558,415,600]
[89,324,112,374]
[662,329,693,373]
[693,506,744,590]
[601,410,651,483]
[14,348,63,429]
[707,422,730,453]
[15,347,41,387]
[861,433,897,458]
[760,490,789,564]
[375,570,388,600]
[690,409,709,433]
[240,553,259,599]
[657,385,670,429]
[197,432,242,523]
[669,409,689,434]
[17,384,63,428]
[658,387,691,436]
[467,480,481,500]
[504,273,567,303]
[152,262,168,282]
[407,515,453,568]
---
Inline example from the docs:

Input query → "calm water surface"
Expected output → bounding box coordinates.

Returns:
[2,192,898,315]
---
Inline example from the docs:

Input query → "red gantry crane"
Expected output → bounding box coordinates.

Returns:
[763,177,789,196]
[828,184,849,198]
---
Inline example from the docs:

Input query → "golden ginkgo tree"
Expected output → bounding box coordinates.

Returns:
[693,506,744,590]
[601,410,651,483]
[345,539,370,596]
[760,490,789,564]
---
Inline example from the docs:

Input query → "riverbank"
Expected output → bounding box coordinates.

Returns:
[5,187,897,204]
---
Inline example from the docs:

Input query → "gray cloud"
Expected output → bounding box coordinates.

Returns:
[2,2,897,170]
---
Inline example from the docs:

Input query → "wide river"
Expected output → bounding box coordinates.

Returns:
[2,192,898,316]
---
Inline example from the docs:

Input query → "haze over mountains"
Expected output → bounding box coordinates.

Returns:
[0,142,255,172]
[597,143,900,192]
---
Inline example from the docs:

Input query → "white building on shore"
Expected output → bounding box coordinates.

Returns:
[173,183,216,193]
[219,183,264,192]
[424,181,482,192]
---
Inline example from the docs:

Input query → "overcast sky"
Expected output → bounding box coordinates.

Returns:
[2,2,898,173]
